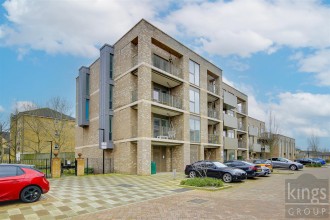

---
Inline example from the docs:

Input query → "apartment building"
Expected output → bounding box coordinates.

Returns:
[222,83,248,161]
[273,134,296,160]
[75,19,296,175]
[248,117,266,159]
[76,19,224,175]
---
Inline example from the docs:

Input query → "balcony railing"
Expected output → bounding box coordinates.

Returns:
[237,107,247,114]
[207,83,220,96]
[154,126,179,140]
[238,141,247,149]
[190,130,200,143]
[237,123,246,131]
[208,134,220,144]
[152,92,182,109]
[152,55,183,79]
[208,108,220,120]
[261,145,270,153]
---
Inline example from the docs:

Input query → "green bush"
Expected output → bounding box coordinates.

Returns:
[306,163,322,167]
[84,167,94,174]
[62,169,75,175]
[180,177,224,187]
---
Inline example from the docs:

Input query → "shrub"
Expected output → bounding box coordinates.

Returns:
[306,163,322,167]
[180,177,224,187]
[84,167,94,174]
[62,169,75,175]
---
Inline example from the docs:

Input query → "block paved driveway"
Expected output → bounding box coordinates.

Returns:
[0,173,188,220]
[1,167,329,219]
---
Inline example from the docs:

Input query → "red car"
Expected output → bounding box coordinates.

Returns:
[0,164,50,203]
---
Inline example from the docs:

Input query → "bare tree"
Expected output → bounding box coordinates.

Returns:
[44,97,74,154]
[259,111,280,158]
[307,133,320,156]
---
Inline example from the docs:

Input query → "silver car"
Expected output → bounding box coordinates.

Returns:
[270,157,303,171]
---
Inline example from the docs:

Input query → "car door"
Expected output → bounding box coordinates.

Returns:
[0,166,25,201]
[205,162,217,178]
[278,158,289,168]
[271,158,280,168]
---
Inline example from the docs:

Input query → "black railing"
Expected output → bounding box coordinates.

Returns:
[1,159,51,178]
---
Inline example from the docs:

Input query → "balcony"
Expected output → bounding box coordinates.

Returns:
[152,54,183,79]
[132,54,138,67]
[152,92,182,110]
[238,141,247,149]
[237,106,247,115]
[223,91,237,109]
[237,123,246,131]
[208,134,221,144]
[224,137,238,150]
[208,108,220,120]
[207,83,220,96]
[154,126,180,140]
[223,114,238,129]
[250,143,262,152]
[249,126,259,136]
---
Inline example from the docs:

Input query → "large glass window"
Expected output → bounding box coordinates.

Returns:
[109,85,113,109]
[109,116,112,141]
[110,54,113,79]
[190,116,200,142]
[85,99,89,121]
[189,60,200,86]
[189,87,200,114]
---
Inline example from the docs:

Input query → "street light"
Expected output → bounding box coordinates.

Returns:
[98,128,105,174]
[47,141,53,174]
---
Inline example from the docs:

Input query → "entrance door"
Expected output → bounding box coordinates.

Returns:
[152,146,166,172]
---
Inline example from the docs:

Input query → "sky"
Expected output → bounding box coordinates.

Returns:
[0,0,329,150]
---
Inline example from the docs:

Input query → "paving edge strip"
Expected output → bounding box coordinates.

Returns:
[178,184,232,191]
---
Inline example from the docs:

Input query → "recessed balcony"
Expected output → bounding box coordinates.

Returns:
[208,134,221,144]
[208,108,220,120]
[152,54,183,79]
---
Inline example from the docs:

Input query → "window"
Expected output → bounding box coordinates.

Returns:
[109,85,113,109]
[85,99,90,121]
[189,87,200,114]
[0,166,23,177]
[190,116,200,142]
[109,116,112,141]
[189,60,200,86]
[86,74,90,96]
[110,54,113,79]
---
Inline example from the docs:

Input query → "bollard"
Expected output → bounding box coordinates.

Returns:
[172,169,176,180]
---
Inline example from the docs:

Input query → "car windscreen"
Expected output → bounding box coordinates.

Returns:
[242,161,254,166]
[213,162,227,168]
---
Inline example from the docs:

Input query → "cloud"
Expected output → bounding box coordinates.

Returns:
[270,92,330,142]
[0,105,4,112]
[12,101,37,112]
[0,0,170,58]
[297,49,330,86]
[163,0,330,57]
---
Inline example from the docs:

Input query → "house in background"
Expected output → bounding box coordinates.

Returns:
[0,131,10,161]
[9,108,75,160]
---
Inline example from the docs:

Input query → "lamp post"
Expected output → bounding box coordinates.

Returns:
[47,141,53,174]
[99,128,105,174]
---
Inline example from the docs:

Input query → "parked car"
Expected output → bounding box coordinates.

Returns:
[185,161,247,183]
[259,166,271,176]
[295,158,320,165]
[269,157,303,171]
[252,159,273,172]
[310,158,326,165]
[224,160,263,178]
[0,164,50,203]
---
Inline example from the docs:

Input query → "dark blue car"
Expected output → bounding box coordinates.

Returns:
[310,158,326,165]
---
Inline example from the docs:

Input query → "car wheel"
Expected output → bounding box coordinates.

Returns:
[189,170,196,178]
[20,186,42,203]
[222,173,232,183]
[290,165,298,171]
